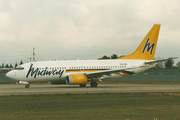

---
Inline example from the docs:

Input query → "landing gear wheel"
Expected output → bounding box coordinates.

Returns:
[90,81,98,87]
[25,84,30,88]
[80,84,86,87]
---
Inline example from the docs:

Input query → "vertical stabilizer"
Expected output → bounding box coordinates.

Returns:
[118,24,161,60]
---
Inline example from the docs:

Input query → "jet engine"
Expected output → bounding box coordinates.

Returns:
[66,74,88,85]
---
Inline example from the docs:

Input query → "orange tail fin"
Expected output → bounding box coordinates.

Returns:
[118,24,161,60]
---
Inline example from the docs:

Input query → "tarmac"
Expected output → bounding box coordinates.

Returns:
[0,84,180,96]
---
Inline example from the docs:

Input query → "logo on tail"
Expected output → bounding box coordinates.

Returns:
[142,38,155,55]
[118,24,160,60]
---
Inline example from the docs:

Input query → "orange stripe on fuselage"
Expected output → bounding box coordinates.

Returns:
[65,69,106,73]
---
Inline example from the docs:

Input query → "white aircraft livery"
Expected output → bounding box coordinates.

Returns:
[6,24,175,88]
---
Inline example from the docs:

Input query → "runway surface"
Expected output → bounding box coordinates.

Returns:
[0,84,180,96]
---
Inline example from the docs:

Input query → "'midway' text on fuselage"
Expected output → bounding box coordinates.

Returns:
[26,63,64,78]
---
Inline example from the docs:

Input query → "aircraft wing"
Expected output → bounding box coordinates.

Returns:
[85,67,137,78]
[144,57,178,65]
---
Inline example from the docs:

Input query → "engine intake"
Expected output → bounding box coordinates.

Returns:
[66,74,88,85]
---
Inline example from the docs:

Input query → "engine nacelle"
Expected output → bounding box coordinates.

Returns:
[66,74,88,85]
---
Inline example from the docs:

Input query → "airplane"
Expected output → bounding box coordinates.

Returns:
[6,24,175,88]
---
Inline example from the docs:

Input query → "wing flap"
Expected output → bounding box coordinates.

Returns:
[85,67,137,78]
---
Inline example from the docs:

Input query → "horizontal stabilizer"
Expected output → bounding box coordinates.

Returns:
[144,57,178,65]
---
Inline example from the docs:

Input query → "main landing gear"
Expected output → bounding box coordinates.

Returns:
[25,84,30,88]
[79,80,98,87]
[90,81,98,87]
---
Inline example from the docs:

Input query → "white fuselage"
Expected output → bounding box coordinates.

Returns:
[6,59,155,82]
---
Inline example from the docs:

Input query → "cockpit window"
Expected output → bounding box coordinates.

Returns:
[15,65,24,70]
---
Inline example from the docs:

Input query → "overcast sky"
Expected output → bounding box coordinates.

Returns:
[0,0,180,65]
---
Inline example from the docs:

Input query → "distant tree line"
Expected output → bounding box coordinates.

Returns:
[0,60,23,68]
[165,58,174,68]
[98,54,125,60]
[156,58,175,68]
[98,55,176,69]
[0,63,13,68]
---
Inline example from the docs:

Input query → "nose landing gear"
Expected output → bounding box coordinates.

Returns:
[19,81,30,88]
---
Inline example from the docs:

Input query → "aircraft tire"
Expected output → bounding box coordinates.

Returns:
[25,84,30,88]
[80,84,86,87]
[90,81,97,87]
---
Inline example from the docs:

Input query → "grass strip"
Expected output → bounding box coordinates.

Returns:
[0,93,180,120]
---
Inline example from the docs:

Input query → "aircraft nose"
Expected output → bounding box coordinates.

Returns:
[6,71,15,79]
